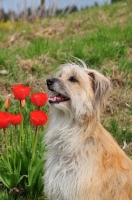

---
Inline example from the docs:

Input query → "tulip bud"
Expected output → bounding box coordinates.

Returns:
[21,99,25,108]
[4,94,11,110]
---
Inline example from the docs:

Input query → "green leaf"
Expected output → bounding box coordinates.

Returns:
[18,151,29,174]
[0,172,10,188]
[28,157,43,185]
[10,173,20,188]
[0,171,27,189]
[37,172,43,194]
[0,153,12,173]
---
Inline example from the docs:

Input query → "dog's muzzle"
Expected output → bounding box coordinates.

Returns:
[46,78,70,104]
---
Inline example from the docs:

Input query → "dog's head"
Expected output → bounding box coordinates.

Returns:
[46,63,110,121]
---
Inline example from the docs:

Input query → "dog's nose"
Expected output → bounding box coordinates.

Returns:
[46,78,56,87]
[46,78,54,86]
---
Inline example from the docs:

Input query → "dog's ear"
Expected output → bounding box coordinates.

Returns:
[87,69,110,105]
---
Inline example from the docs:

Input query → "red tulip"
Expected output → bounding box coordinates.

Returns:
[12,84,30,100]
[30,110,48,126]
[10,114,23,125]
[30,92,48,107]
[0,111,10,129]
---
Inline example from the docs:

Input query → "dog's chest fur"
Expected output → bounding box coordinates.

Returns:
[44,116,99,200]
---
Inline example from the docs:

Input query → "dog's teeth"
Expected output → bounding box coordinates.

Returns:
[48,97,57,101]
[53,97,56,101]
[48,95,69,102]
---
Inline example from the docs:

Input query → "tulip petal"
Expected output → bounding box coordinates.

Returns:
[30,110,48,126]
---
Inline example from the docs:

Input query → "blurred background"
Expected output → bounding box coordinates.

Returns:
[0,0,116,22]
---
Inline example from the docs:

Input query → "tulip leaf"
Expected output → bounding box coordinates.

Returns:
[0,172,11,188]
[28,156,44,185]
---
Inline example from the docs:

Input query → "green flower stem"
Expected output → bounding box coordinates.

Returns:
[19,100,24,144]
[32,126,39,159]
[14,125,17,148]
[14,125,17,169]
[4,128,9,156]
[3,128,12,173]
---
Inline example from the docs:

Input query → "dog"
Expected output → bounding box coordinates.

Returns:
[44,62,132,200]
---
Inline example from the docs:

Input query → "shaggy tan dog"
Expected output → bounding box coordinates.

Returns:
[44,62,132,200]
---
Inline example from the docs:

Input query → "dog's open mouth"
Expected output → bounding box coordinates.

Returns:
[48,94,70,104]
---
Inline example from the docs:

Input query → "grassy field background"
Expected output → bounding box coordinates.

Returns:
[0,0,132,199]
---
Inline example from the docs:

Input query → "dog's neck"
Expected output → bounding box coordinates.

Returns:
[46,108,99,153]
[49,106,97,129]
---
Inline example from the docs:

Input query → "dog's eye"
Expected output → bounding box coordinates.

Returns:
[68,76,78,83]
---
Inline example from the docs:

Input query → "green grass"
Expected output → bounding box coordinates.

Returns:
[0,0,132,199]
[107,119,132,145]
[0,189,45,200]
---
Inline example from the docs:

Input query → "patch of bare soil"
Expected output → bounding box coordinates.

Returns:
[34,19,68,38]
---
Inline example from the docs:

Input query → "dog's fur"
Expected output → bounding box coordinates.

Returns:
[44,62,132,200]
